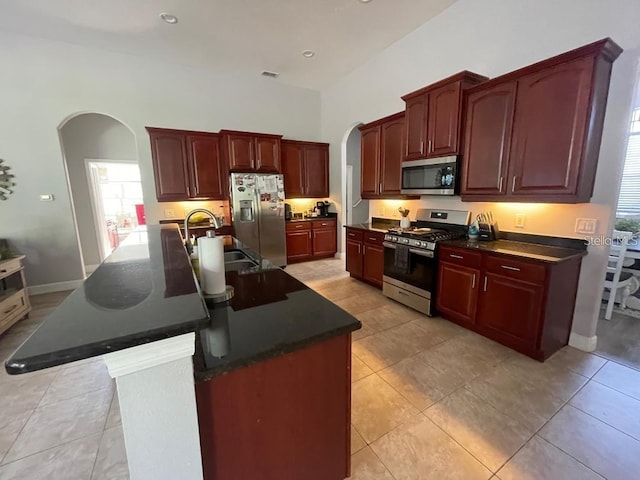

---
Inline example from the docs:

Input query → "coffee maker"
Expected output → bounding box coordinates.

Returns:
[315,201,330,217]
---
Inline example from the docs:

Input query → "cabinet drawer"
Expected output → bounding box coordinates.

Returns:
[363,231,385,245]
[286,221,311,232]
[312,219,336,230]
[0,258,22,279]
[485,255,546,283]
[0,289,27,323]
[345,228,364,241]
[439,246,482,269]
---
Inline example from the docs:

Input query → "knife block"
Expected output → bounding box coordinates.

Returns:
[478,221,499,241]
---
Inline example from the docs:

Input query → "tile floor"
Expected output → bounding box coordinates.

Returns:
[1,258,640,479]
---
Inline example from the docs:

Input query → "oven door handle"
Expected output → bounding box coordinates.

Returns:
[383,242,434,258]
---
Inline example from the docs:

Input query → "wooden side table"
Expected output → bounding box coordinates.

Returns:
[0,255,31,336]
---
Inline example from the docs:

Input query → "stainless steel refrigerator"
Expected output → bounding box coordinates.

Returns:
[230,173,287,267]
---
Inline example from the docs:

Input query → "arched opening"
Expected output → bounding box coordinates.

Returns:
[58,113,141,277]
[340,123,367,255]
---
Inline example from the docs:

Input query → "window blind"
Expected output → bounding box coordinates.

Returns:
[616,108,640,217]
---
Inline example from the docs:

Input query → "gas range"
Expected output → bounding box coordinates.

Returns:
[384,228,463,251]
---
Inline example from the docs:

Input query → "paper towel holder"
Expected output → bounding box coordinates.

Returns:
[203,285,235,305]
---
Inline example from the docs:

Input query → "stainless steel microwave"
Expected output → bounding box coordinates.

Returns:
[400,156,458,195]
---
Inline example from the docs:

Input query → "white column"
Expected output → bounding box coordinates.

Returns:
[103,333,203,480]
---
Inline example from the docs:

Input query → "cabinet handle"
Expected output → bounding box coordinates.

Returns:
[3,304,18,315]
[368,237,377,241]
[501,265,521,272]
[428,139,433,153]
[322,223,328,226]
[295,224,303,228]
[420,141,424,153]
[308,232,312,239]
[512,176,517,192]
[472,274,476,289]
[497,176,503,192]
[0,269,6,273]
[358,244,361,254]
[348,232,356,237]
[379,183,382,194]
[483,276,488,292]
[449,254,464,259]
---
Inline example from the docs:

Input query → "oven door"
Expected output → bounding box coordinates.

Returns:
[400,157,457,195]
[382,242,437,294]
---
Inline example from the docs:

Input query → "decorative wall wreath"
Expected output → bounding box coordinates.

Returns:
[0,159,15,200]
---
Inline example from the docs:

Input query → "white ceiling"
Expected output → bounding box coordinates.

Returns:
[0,0,458,90]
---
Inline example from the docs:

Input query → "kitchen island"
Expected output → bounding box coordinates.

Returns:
[5,224,361,480]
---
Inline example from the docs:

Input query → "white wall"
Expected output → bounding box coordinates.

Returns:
[60,113,137,267]
[0,32,320,287]
[321,0,640,342]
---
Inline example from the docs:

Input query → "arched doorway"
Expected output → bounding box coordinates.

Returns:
[58,113,140,276]
[340,123,367,255]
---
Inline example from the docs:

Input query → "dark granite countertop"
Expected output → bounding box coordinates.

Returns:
[192,265,361,381]
[5,224,210,374]
[286,213,338,223]
[442,238,587,263]
[345,217,399,233]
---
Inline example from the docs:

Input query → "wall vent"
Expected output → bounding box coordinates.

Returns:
[261,70,279,78]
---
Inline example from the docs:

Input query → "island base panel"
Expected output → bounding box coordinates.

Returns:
[196,334,351,480]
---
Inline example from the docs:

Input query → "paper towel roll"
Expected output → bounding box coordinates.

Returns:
[199,235,226,295]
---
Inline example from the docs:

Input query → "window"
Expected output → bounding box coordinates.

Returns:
[616,107,640,217]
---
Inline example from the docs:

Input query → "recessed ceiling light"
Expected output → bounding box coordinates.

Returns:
[160,13,178,24]
[302,50,315,58]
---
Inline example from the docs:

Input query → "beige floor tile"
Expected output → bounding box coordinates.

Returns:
[351,425,367,455]
[39,359,113,406]
[105,390,122,429]
[570,381,640,441]
[592,361,640,400]
[349,446,394,480]
[5,387,112,462]
[426,389,533,472]
[91,426,129,480]
[371,414,492,480]
[352,331,417,371]
[0,410,31,464]
[0,370,59,424]
[352,320,378,341]
[351,374,419,443]
[316,283,363,302]
[464,363,581,432]
[381,319,452,358]
[351,354,374,382]
[378,355,463,410]
[497,435,604,480]
[539,405,640,480]
[358,303,422,332]
[546,347,607,378]
[0,433,101,480]
[335,293,389,316]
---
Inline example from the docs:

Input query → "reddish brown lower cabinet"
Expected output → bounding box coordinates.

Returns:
[436,245,584,360]
[196,334,351,480]
[286,220,337,264]
[345,228,384,289]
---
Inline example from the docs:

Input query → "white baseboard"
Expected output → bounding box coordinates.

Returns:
[84,264,100,275]
[28,279,83,296]
[338,252,346,260]
[568,332,598,352]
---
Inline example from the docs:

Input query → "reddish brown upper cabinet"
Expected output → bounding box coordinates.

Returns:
[147,127,227,202]
[220,130,282,173]
[461,38,622,203]
[402,71,488,161]
[436,244,585,361]
[359,112,406,199]
[281,140,330,198]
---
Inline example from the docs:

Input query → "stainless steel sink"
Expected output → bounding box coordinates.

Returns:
[224,250,248,262]
[224,260,257,272]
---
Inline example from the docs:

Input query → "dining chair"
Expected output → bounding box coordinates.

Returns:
[603,230,635,320]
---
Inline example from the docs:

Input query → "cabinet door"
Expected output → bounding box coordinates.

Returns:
[427,82,462,157]
[346,239,363,278]
[281,142,305,198]
[312,228,337,257]
[436,262,479,326]
[404,95,428,160]
[255,136,281,173]
[508,56,595,199]
[286,231,313,261]
[186,134,227,199]
[461,82,516,197]
[149,131,190,201]
[362,243,384,288]
[360,126,381,198]
[226,134,255,171]
[304,145,330,198]
[379,116,404,196]
[477,273,543,345]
